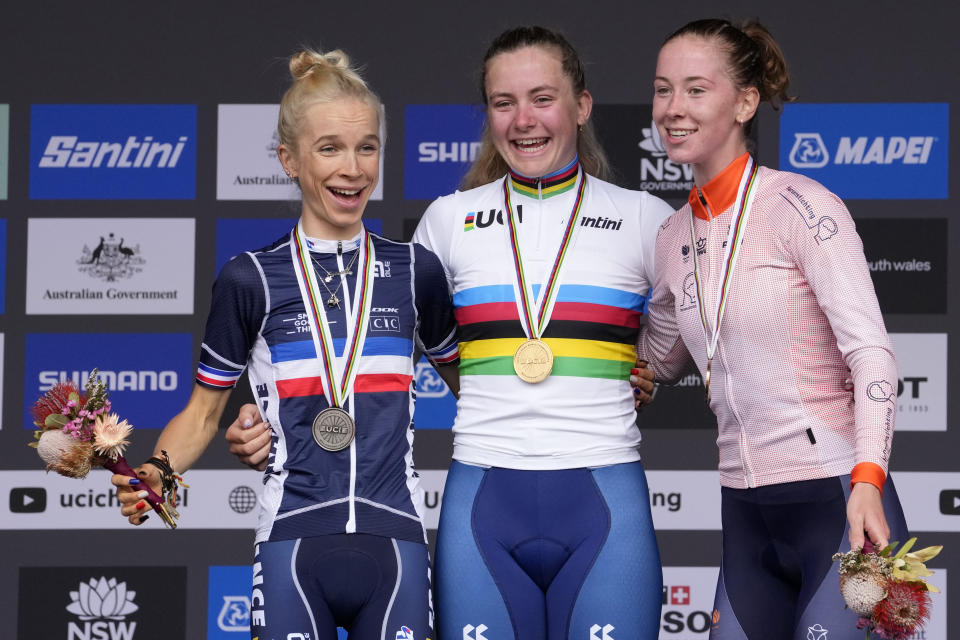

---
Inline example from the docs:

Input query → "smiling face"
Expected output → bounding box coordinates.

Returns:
[484,45,592,178]
[277,98,380,239]
[652,35,759,185]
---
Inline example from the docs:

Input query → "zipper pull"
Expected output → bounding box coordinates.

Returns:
[697,187,707,207]
[337,241,342,256]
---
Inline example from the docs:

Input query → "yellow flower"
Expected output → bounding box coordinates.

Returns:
[890,537,942,592]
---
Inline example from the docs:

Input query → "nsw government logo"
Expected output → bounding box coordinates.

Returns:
[30,104,196,199]
[19,567,186,639]
[779,103,948,199]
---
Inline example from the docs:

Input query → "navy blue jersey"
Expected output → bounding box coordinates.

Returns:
[197,228,458,544]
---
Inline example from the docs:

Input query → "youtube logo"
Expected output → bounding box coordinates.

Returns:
[939,489,960,516]
[10,487,47,513]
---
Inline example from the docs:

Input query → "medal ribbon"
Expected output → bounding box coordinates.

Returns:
[503,170,587,341]
[291,222,375,409]
[688,156,760,364]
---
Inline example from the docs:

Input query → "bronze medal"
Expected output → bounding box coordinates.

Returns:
[704,357,712,404]
[513,338,554,384]
[312,407,355,451]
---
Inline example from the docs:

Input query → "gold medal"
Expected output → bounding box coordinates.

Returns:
[513,338,554,383]
[312,407,355,451]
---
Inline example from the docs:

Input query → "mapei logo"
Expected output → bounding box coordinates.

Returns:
[779,103,948,199]
[30,104,197,199]
[216,595,250,632]
[415,362,450,399]
[405,105,485,200]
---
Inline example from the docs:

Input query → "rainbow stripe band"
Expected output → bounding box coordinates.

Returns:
[504,170,587,342]
[509,158,579,199]
[292,226,376,409]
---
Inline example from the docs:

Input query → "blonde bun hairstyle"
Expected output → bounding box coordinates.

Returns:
[277,48,383,153]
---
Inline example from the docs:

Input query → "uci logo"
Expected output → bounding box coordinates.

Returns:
[789,133,829,168]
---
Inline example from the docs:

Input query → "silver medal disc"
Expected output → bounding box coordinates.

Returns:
[312,407,355,452]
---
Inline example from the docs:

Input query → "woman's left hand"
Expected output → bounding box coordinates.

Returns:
[847,482,890,551]
[630,360,657,409]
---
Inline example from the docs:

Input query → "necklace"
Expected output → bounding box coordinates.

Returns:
[312,250,360,307]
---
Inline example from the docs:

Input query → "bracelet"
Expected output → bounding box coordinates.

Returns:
[143,450,187,509]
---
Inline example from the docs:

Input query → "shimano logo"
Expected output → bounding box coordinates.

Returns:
[418,141,481,163]
[38,135,190,169]
[39,370,178,392]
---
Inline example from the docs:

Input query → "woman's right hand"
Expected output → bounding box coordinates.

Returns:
[225,403,271,471]
[110,464,162,526]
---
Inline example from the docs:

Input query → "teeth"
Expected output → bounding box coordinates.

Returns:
[330,187,361,196]
[514,138,548,152]
[668,129,693,138]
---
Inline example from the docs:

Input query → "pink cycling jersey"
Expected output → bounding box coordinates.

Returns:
[639,154,894,490]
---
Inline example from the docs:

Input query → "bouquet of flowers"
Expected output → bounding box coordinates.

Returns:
[28,370,180,528]
[834,538,942,639]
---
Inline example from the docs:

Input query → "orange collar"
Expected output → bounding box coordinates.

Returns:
[688,153,751,220]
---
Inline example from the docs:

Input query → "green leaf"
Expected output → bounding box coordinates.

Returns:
[892,537,917,561]
[44,414,69,428]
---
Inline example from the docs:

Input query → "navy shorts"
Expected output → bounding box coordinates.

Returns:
[710,474,908,640]
[434,460,662,640]
[251,533,432,640]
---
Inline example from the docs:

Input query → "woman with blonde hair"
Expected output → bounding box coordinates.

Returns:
[112,48,457,640]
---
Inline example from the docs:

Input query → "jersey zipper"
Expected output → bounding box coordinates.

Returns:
[698,190,756,488]
[335,241,358,533]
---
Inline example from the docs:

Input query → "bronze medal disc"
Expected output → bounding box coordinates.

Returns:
[312,407,355,452]
[704,358,712,404]
[513,338,554,383]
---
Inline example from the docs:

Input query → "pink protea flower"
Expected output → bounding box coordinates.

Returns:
[91,413,133,460]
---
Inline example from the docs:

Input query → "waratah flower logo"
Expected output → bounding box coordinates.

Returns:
[66,576,139,620]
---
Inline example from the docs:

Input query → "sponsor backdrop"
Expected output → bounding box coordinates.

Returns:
[0,3,957,638]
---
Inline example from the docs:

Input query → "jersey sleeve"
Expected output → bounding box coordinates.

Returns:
[773,180,895,485]
[411,193,457,291]
[637,216,694,384]
[412,243,459,366]
[639,191,678,287]
[196,253,267,390]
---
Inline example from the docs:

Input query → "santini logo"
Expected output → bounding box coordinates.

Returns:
[39,135,189,168]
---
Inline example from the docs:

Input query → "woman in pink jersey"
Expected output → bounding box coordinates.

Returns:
[637,18,909,640]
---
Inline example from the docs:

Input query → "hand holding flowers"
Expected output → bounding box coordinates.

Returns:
[28,370,181,528]
[834,537,942,639]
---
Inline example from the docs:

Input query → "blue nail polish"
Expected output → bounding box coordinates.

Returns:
[129,478,140,485]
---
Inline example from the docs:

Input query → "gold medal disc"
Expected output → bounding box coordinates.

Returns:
[513,338,554,383]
